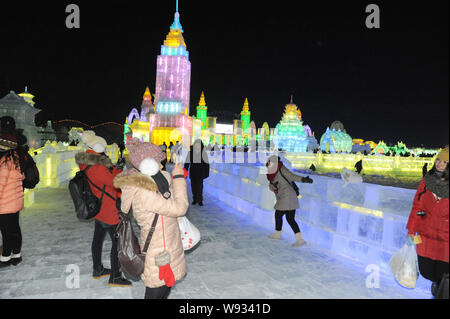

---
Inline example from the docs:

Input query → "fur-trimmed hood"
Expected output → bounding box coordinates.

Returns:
[75,152,113,168]
[113,169,172,193]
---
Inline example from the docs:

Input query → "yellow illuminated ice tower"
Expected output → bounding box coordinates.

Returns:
[125,87,155,142]
[240,98,251,145]
[196,91,208,129]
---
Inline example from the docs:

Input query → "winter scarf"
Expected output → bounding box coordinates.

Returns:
[266,161,283,182]
[424,170,449,199]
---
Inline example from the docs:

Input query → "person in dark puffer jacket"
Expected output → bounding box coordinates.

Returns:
[75,130,131,287]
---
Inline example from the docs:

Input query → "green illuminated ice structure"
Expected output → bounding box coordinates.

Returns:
[274,97,309,152]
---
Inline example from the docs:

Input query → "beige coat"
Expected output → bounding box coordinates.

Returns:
[113,170,189,288]
[270,165,305,211]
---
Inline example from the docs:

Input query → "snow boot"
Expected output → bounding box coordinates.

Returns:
[108,272,132,287]
[268,230,282,240]
[198,202,203,206]
[192,201,197,205]
[10,253,22,266]
[292,232,306,247]
[93,264,111,279]
[431,282,439,298]
[0,255,12,269]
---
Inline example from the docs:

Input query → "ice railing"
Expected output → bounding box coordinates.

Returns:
[203,150,419,272]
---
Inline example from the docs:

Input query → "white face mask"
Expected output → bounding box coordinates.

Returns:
[92,142,106,153]
[139,158,160,176]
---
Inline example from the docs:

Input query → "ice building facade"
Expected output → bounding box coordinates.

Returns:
[0,90,41,148]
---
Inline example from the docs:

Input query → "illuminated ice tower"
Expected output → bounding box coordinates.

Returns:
[274,96,308,152]
[150,0,192,145]
[196,91,207,129]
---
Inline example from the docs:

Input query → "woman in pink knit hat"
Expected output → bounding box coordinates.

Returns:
[114,138,189,299]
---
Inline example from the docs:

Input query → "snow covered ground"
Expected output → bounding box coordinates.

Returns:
[0,185,431,299]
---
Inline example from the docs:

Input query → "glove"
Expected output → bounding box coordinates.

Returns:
[155,251,175,287]
[158,263,175,287]
[302,176,313,183]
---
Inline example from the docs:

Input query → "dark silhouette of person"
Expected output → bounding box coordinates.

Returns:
[355,160,363,174]
[184,139,209,206]
[422,162,428,177]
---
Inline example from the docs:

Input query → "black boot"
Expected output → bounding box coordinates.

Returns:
[192,201,197,205]
[108,272,132,287]
[198,202,203,206]
[93,265,111,279]
[431,282,439,297]
[11,257,22,266]
[0,260,12,269]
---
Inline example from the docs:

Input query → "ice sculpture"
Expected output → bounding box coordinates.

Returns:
[320,127,353,153]
[274,97,309,152]
[0,90,41,148]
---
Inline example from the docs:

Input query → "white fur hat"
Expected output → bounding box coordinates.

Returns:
[81,130,107,153]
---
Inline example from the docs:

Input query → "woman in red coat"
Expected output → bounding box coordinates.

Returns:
[75,131,131,287]
[407,146,449,297]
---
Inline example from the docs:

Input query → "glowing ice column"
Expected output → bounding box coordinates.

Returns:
[155,11,191,117]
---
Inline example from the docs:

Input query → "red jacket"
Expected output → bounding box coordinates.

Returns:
[75,150,122,225]
[406,178,449,263]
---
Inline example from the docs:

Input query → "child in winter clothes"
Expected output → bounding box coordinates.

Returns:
[114,138,189,299]
[75,130,131,287]
[407,146,449,298]
[0,132,25,268]
[266,155,313,247]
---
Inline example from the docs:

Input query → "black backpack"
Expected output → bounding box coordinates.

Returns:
[22,152,40,189]
[68,166,116,220]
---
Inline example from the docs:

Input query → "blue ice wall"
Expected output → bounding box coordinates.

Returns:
[203,155,417,274]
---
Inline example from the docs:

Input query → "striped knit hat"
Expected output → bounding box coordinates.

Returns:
[126,137,166,169]
[0,135,18,151]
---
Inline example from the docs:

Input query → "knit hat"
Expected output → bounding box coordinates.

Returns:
[126,137,166,169]
[81,130,107,153]
[437,146,449,162]
[0,135,18,151]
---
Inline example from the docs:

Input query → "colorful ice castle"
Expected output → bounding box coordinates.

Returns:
[274,96,317,152]
[125,1,253,148]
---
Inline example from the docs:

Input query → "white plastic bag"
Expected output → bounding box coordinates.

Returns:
[341,167,362,187]
[178,216,201,251]
[389,243,419,288]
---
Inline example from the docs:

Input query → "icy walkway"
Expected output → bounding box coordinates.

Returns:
[0,186,431,299]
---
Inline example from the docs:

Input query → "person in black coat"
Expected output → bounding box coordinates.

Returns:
[184,139,209,206]
[354,159,363,174]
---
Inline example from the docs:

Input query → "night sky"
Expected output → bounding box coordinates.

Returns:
[0,0,448,148]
